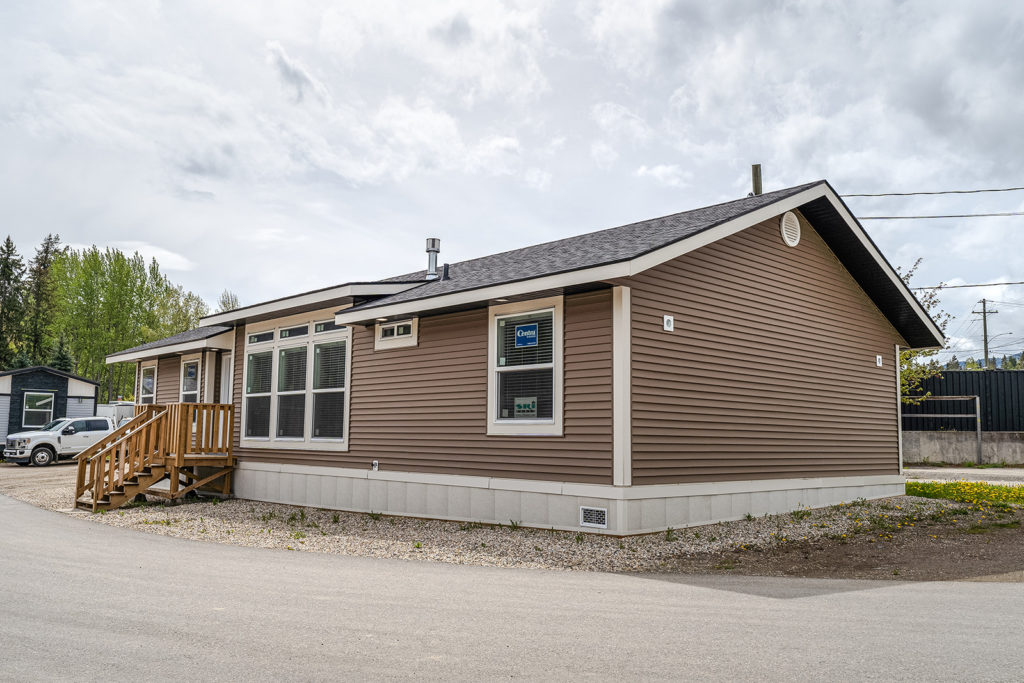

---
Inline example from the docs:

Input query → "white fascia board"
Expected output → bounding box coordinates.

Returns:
[105,330,235,364]
[200,282,421,327]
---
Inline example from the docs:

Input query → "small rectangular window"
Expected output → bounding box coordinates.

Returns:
[374,319,418,350]
[314,320,340,334]
[86,419,109,432]
[139,366,156,405]
[278,347,307,392]
[246,351,273,394]
[279,324,308,339]
[248,331,273,344]
[181,360,200,403]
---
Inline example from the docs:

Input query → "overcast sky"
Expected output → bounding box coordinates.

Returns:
[2,1,1023,360]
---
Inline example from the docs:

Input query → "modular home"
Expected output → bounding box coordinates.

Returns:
[1,366,99,441]
[102,180,943,533]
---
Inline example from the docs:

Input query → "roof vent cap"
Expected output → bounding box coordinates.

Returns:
[780,211,800,247]
[425,238,440,280]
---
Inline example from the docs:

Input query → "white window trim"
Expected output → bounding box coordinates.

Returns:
[179,353,201,404]
[240,306,352,452]
[487,296,564,436]
[139,360,158,405]
[374,318,419,350]
[22,390,55,428]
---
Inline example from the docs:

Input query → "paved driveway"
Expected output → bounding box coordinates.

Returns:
[1,494,1022,682]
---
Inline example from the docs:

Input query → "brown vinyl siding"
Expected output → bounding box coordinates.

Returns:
[627,211,905,485]
[155,356,181,404]
[232,290,614,483]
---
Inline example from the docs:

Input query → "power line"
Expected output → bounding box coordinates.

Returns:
[860,211,1024,220]
[842,186,1024,197]
[911,281,1024,290]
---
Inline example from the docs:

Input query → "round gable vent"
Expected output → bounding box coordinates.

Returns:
[780,211,801,247]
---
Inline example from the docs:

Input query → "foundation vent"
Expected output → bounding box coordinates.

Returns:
[780,211,801,247]
[580,506,608,529]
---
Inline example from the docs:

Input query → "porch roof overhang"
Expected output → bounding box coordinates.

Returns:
[198,282,423,327]
[105,327,235,364]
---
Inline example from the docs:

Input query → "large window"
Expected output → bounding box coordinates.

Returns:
[139,364,156,404]
[241,313,351,449]
[23,392,55,428]
[488,296,563,436]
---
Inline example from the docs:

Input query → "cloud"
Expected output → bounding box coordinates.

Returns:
[592,102,652,143]
[265,41,331,105]
[524,167,551,191]
[635,164,690,189]
[430,13,473,47]
[590,141,619,169]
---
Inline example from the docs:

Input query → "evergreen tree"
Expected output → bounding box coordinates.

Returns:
[24,234,62,364]
[11,348,31,369]
[216,289,240,313]
[1000,354,1009,370]
[0,236,26,369]
[945,355,960,370]
[50,335,75,373]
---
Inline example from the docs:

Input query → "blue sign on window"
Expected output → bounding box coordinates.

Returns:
[514,323,539,348]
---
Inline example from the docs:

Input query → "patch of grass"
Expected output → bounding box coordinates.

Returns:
[743,513,755,522]
[367,511,382,521]
[574,532,585,544]
[664,527,677,542]
[459,522,482,531]
[291,530,307,540]
[331,513,340,524]
[413,541,422,549]
[907,480,1024,506]
[713,559,735,571]
[260,511,277,522]
[508,520,521,531]
[790,508,812,521]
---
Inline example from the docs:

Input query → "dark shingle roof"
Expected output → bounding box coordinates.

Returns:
[0,366,99,385]
[349,181,823,312]
[108,325,233,359]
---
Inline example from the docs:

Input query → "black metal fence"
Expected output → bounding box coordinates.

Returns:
[901,370,1024,432]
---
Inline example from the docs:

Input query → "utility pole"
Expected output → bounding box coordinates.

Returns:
[751,164,762,196]
[973,298,998,369]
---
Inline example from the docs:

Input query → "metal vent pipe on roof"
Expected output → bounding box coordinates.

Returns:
[425,238,440,280]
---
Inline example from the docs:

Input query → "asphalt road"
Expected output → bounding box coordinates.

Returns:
[1,494,1021,682]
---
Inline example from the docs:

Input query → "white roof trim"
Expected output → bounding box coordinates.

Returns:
[334,184,944,347]
[200,282,421,326]
[105,330,235,364]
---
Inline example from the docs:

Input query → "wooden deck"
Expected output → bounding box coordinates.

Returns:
[75,403,235,512]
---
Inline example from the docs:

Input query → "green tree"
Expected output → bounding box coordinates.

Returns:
[944,355,960,370]
[1000,354,1010,370]
[51,246,209,401]
[216,289,240,313]
[897,259,950,404]
[50,334,75,373]
[24,233,62,364]
[0,236,26,369]
[964,357,981,370]
[10,348,31,369]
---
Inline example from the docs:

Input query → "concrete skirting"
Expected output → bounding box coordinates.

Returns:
[903,431,1024,465]
[234,462,904,535]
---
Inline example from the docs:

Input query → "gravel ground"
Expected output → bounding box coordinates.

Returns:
[0,463,973,572]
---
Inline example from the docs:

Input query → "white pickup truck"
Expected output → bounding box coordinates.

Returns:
[3,416,116,467]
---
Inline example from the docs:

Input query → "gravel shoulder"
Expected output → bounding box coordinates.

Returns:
[2,462,1022,577]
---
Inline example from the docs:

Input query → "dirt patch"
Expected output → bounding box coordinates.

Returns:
[669,505,1024,582]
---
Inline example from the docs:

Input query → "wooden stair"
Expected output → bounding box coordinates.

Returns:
[77,464,167,511]
[75,402,235,513]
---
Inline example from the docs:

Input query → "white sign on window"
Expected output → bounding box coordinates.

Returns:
[514,397,537,418]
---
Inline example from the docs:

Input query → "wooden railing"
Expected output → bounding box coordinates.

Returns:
[75,403,234,510]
